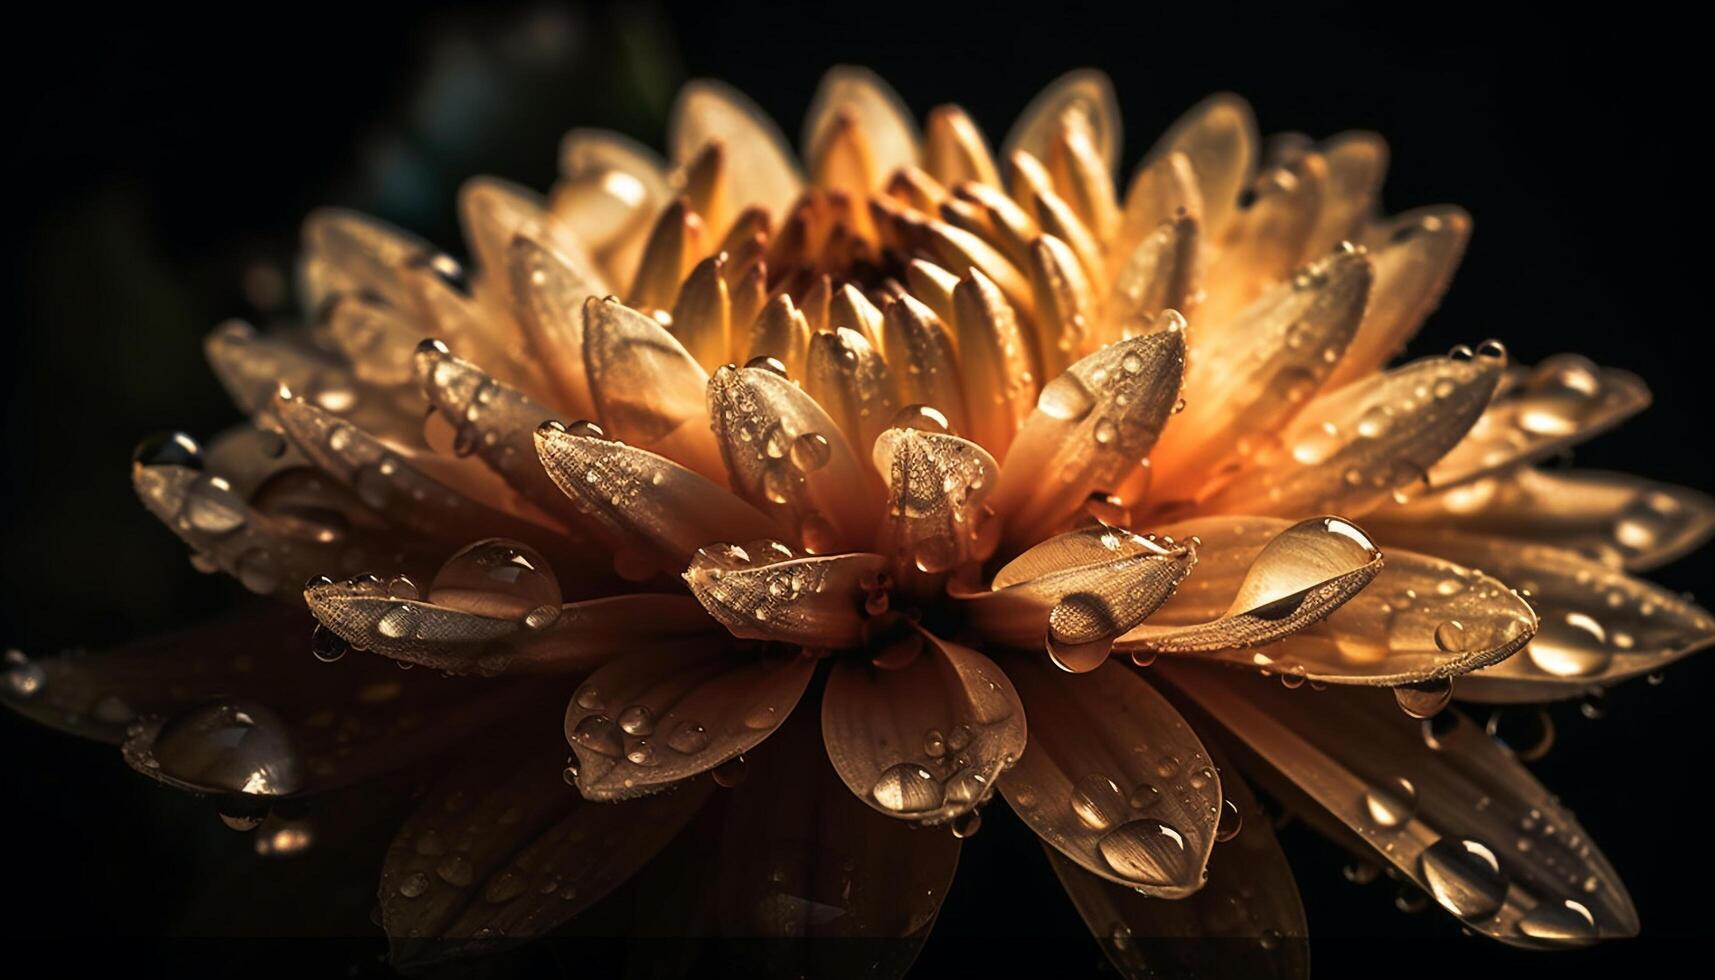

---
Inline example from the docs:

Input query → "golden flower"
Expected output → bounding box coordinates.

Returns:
[7,66,1714,971]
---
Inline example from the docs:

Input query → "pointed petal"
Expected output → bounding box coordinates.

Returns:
[1367,467,1715,572]
[1163,665,1639,946]
[302,208,431,311]
[1027,233,1099,377]
[1392,533,1715,702]
[323,294,424,387]
[993,322,1186,549]
[553,128,671,260]
[671,79,803,217]
[924,103,1001,188]
[1197,348,1506,518]
[670,253,732,372]
[684,548,886,647]
[744,295,813,380]
[1000,656,1219,896]
[1199,155,1327,328]
[1047,109,1122,241]
[205,320,420,441]
[1305,131,1388,256]
[1327,206,1471,388]
[951,268,1039,458]
[1101,212,1200,346]
[823,632,1024,824]
[872,427,999,591]
[1004,69,1121,178]
[564,643,814,799]
[804,66,919,187]
[582,296,725,482]
[880,296,968,435]
[628,198,706,313]
[1115,151,1203,275]
[461,177,609,319]
[1146,94,1258,242]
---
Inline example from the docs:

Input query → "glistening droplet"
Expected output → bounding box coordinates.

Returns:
[1419,837,1507,920]
[429,538,562,619]
[872,762,945,814]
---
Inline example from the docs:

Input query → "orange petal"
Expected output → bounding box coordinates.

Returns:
[1146,94,1257,243]
[582,296,726,483]
[1326,206,1471,389]
[684,547,886,647]
[671,79,803,217]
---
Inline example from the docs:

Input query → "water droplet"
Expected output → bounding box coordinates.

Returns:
[950,810,983,839]
[1433,620,1469,653]
[183,474,248,534]
[789,432,832,472]
[1037,373,1094,422]
[376,604,420,640]
[1215,799,1243,842]
[1485,708,1555,761]
[134,431,204,470]
[742,704,780,731]
[1517,899,1597,942]
[872,762,945,813]
[665,721,710,754]
[397,872,430,898]
[1071,774,1128,830]
[484,870,526,904]
[1362,777,1418,829]
[572,714,623,757]
[1128,782,1161,810]
[1395,679,1453,719]
[436,855,474,887]
[712,754,748,787]
[1419,837,1507,920]
[1526,612,1611,678]
[143,701,302,796]
[618,705,655,736]
[310,625,348,663]
[429,538,561,619]
[890,404,951,433]
[1097,819,1190,887]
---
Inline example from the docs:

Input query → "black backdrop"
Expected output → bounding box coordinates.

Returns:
[3,2,1710,976]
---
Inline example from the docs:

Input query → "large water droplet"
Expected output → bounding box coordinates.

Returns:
[1517,898,1598,942]
[134,431,205,470]
[429,538,561,619]
[1395,679,1453,719]
[1419,837,1507,920]
[872,762,945,813]
[1526,612,1612,678]
[183,474,248,534]
[1037,373,1095,422]
[1097,819,1190,887]
[146,701,302,796]
[1071,774,1128,830]
[1362,777,1418,829]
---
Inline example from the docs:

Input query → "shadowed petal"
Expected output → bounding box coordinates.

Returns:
[823,631,1024,824]
[564,642,814,800]
[582,297,726,483]
[1367,467,1715,572]
[1305,131,1388,256]
[206,320,421,442]
[999,656,1219,896]
[672,79,803,217]
[379,723,710,966]
[1146,94,1257,243]
[507,233,602,418]
[1004,69,1121,178]
[880,296,967,435]
[1326,206,1471,389]
[1163,665,1639,947]
[804,66,919,187]
[685,547,886,647]
[805,326,900,462]
[924,103,1001,188]
[301,208,431,312]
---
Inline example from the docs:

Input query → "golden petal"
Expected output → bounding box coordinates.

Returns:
[804,327,900,462]
[1199,155,1327,328]
[678,142,731,242]
[670,253,732,372]
[992,321,1186,549]
[1047,110,1122,242]
[1326,206,1471,389]
[950,268,1039,459]
[1045,761,1309,980]
[905,258,960,326]
[1367,467,1715,572]
[880,296,967,434]
[553,127,671,258]
[398,253,543,397]
[964,526,1196,672]
[1163,665,1639,947]
[1394,533,1715,702]
[582,296,725,483]
[917,214,1036,317]
[1114,151,1202,276]
[207,322,424,444]
[999,656,1219,896]
[684,547,886,647]
[301,208,430,311]
[1426,355,1651,490]
[628,198,706,313]
[1003,69,1121,178]
[708,362,880,550]
[535,422,776,566]
[872,427,999,592]
[925,104,1000,187]
[506,234,600,418]
[1117,516,1384,657]
[1304,131,1388,257]
[1148,246,1372,500]
[1146,94,1258,243]
[670,79,803,217]
[564,643,814,800]
[1196,348,1507,518]
[460,177,609,313]
[323,295,423,387]
[807,111,876,200]
[823,631,1024,824]
[803,66,920,187]
[743,293,812,379]
[1100,212,1200,347]
[1027,233,1098,378]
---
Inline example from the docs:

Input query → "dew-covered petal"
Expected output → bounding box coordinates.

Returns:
[999,656,1219,896]
[535,422,776,568]
[1162,665,1639,947]
[461,177,609,324]
[1425,356,1652,491]
[744,293,813,379]
[1117,516,1384,657]
[379,723,710,965]
[507,234,602,418]
[582,296,725,483]
[710,361,880,550]
[1326,206,1471,389]
[1196,349,1507,518]
[671,79,803,217]
[1100,212,1200,347]
[805,326,901,464]
[1114,151,1202,276]
[1304,131,1388,257]
[803,66,919,187]
[880,296,967,435]
[925,103,1001,188]
[684,548,886,647]
[1004,69,1120,178]
[1146,94,1257,243]
[206,320,420,442]
[1367,467,1715,572]
[1045,760,1308,980]
[1148,247,1372,500]
[823,631,1024,824]
[1391,533,1715,702]
[628,198,706,314]
[323,294,424,387]
[1199,156,1326,328]
[951,268,1038,459]
[670,254,732,372]
[872,427,999,592]
[964,526,1196,672]
[993,323,1186,549]
[564,641,814,800]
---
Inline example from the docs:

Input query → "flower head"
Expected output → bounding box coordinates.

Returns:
[8,66,1714,969]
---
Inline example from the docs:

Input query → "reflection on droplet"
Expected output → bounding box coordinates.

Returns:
[1362,777,1418,829]
[666,721,710,754]
[1214,798,1243,842]
[1071,774,1128,830]
[1419,837,1507,920]
[144,701,302,796]
[1517,899,1598,942]
[872,762,945,813]
[1037,372,1095,421]
[429,538,562,619]
[1097,818,1190,886]
[1394,679,1453,719]
[1526,612,1612,678]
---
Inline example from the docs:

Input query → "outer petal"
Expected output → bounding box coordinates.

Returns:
[999,656,1220,896]
[563,642,814,800]
[671,79,804,217]
[1326,206,1471,389]
[823,632,1025,825]
[1146,94,1257,243]
[1164,665,1638,946]
[803,66,919,187]
[581,297,726,483]
[1003,69,1121,177]
[685,547,886,647]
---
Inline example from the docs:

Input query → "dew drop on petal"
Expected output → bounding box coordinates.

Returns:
[1096,819,1190,886]
[1394,678,1453,719]
[1517,899,1598,942]
[146,701,303,796]
[397,872,430,898]
[872,762,945,813]
[1214,798,1243,842]
[1071,774,1128,830]
[1361,776,1418,829]
[1419,837,1507,920]
[429,538,561,619]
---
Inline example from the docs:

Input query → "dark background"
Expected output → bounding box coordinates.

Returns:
[3,2,1709,976]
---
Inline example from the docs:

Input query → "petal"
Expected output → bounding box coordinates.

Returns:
[803,66,919,187]
[1003,69,1121,178]
[301,208,430,312]
[553,128,671,256]
[1116,516,1384,658]
[564,642,814,800]
[805,326,901,463]
[1425,355,1652,491]
[1045,762,1309,980]
[872,427,999,592]
[1100,211,1200,347]
[1027,232,1099,378]
[671,79,804,217]
[1195,348,1506,518]
[323,294,423,387]
[924,103,1002,188]
[507,233,602,418]
[582,296,726,483]
[708,362,880,552]
[880,296,968,435]
[950,268,1039,458]
[685,548,886,647]
[1198,155,1327,329]
[1367,467,1715,572]
[743,293,813,379]
[1305,131,1388,256]
[1148,246,1372,501]
[670,254,733,372]
[1146,94,1258,242]
[1163,665,1639,946]
[963,526,1196,672]
[535,422,776,568]
[993,322,1187,550]
[1115,151,1203,275]
[628,198,706,313]
[823,631,1025,824]
[206,320,420,442]
[999,655,1220,896]
[1326,206,1471,389]
[378,723,710,965]
[1392,533,1715,702]
[1047,108,1122,242]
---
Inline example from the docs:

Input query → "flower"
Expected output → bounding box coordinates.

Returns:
[7,65,1714,972]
